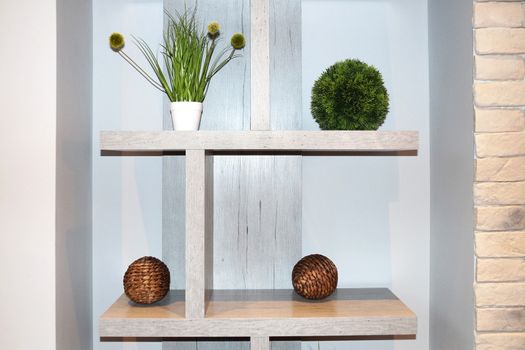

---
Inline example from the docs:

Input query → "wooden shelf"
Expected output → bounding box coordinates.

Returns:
[100,130,418,154]
[99,134,419,344]
[100,288,416,338]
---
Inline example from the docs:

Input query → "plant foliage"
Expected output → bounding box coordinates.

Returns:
[110,8,245,102]
[311,59,389,130]
[109,32,125,52]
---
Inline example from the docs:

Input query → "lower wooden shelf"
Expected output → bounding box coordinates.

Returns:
[100,288,416,339]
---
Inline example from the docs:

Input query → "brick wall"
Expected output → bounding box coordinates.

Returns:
[474,1,525,349]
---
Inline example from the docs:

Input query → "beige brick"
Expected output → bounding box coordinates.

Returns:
[475,182,525,205]
[476,28,525,54]
[476,282,525,306]
[478,258,525,282]
[477,307,525,331]
[476,206,525,231]
[476,56,525,80]
[476,133,525,157]
[474,2,523,28]
[475,108,525,132]
[475,82,525,106]
[477,157,525,181]
[476,231,525,257]
[477,333,525,350]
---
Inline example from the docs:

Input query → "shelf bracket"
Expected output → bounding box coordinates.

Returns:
[251,336,270,350]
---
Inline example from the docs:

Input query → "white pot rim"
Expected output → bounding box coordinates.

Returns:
[170,101,203,106]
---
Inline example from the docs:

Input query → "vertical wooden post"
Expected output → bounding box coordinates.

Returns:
[185,149,213,319]
[250,0,270,130]
[205,151,214,306]
[251,336,270,350]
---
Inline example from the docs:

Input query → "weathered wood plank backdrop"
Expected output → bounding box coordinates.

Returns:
[163,0,302,349]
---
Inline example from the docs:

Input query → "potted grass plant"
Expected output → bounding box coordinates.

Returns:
[109,9,246,130]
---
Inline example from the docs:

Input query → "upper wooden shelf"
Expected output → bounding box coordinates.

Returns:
[100,288,416,338]
[100,130,418,154]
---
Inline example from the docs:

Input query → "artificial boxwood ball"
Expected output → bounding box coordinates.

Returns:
[311,59,389,130]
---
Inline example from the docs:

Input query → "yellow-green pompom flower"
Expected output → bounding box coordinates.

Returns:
[109,32,125,52]
[230,33,246,50]
[207,21,220,38]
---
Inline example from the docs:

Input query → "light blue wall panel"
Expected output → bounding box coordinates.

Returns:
[301,1,430,349]
[93,1,164,349]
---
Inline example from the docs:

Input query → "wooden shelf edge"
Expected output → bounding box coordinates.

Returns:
[100,130,419,154]
[99,288,417,339]
[100,316,417,338]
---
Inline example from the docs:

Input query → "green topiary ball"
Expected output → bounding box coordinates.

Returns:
[311,59,389,130]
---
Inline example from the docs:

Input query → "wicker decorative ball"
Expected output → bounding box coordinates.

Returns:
[123,256,170,304]
[292,254,338,300]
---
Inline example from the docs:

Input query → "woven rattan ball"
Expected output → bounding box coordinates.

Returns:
[123,256,170,304]
[292,254,338,300]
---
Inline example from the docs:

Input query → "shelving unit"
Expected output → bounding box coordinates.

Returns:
[99,1,420,348]
[99,130,419,348]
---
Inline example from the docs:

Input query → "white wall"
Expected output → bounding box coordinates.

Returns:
[0,1,93,349]
[92,0,163,349]
[302,1,430,349]
[0,1,57,349]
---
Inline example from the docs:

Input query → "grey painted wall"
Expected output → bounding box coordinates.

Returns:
[429,0,474,349]
[56,0,93,349]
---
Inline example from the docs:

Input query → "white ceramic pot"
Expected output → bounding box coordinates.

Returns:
[170,102,203,131]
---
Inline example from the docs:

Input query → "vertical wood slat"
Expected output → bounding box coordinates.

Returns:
[163,1,301,350]
[185,149,213,319]
[205,152,214,305]
[251,0,270,130]
[268,1,303,349]
[269,0,302,131]
[251,336,270,350]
